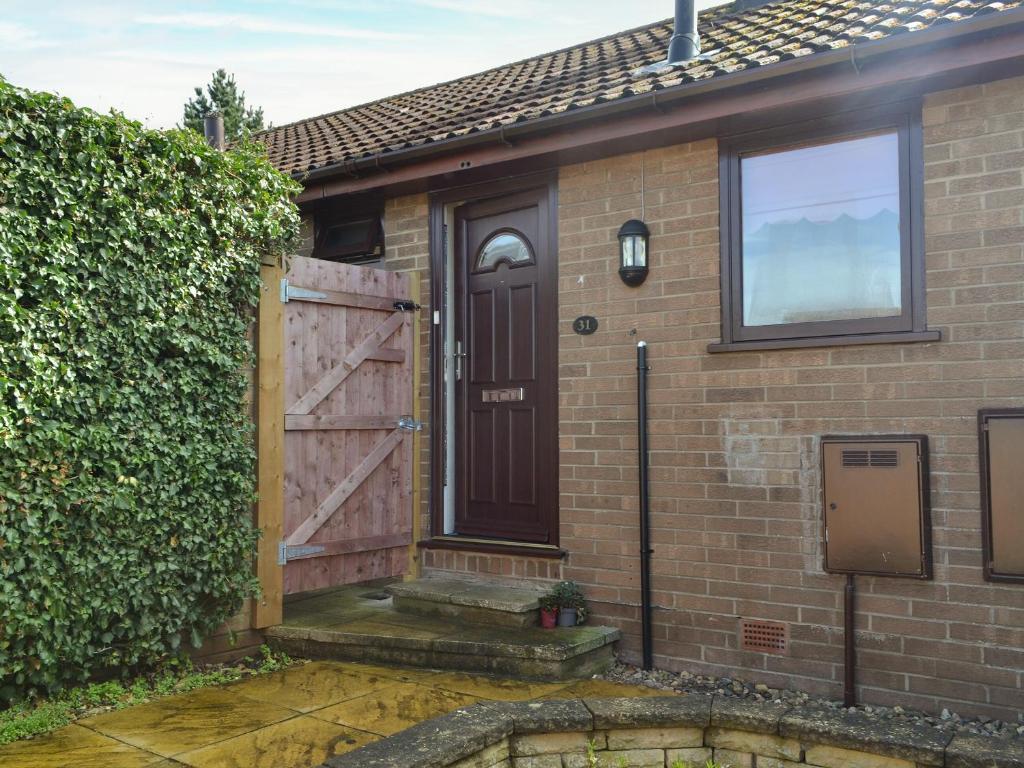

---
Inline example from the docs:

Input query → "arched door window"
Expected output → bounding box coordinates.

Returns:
[474,230,533,272]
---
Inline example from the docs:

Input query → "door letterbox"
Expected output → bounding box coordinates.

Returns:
[821,435,931,578]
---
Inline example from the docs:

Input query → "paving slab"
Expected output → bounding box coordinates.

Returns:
[173,715,377,768]
[77,686,295,757]
[0,660,667,768]
[328,660,439,683]
[228,661,400,712]
[429,671,569,701]
[312,681,482,736]
[0,723,165,768]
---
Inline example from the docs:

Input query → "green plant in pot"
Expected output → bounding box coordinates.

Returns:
[552,581,587,627]
[538,593,559,629]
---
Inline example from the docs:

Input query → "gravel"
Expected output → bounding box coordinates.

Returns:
[601,660,1024,741]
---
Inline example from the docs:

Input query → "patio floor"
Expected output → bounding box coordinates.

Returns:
[0,660,668,768]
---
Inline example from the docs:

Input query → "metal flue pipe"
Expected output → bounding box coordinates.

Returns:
[667,0,700,65]
[637,341,653,670]
[203,111,225,151]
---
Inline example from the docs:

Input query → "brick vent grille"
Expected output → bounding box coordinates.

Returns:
[740,619,789,655]
[841,449,899,468]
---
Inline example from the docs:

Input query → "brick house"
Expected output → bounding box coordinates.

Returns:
[254,0,1024,720]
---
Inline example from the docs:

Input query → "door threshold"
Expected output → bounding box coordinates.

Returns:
[419,536,566,559]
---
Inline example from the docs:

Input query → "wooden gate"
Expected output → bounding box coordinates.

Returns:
[276,256,416,595]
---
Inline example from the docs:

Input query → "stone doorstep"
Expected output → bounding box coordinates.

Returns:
[320,695,1024,768]
[387,578,550,627]
[264,627,619,681]
[265,623,620,662]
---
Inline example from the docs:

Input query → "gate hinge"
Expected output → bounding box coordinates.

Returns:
[398,416,423,431]
[277,542,325,565]
[280,278,327,303]
[393,300,421,312]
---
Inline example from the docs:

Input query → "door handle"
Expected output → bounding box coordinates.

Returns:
[454,340,467,381]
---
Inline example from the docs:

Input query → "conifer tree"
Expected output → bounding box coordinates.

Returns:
[182,69,265,139]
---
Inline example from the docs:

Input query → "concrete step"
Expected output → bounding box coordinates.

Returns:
[386,577,550,628]
[266,585,620,681]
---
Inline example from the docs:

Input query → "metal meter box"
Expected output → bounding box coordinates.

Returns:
[979,409,1024,583]
[821,435,932,579]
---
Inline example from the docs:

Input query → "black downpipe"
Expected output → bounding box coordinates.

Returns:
[844,574,857,707]
[637,341,653,670]
[667,0,700,65]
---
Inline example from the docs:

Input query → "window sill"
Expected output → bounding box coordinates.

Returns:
[707,330,941,353]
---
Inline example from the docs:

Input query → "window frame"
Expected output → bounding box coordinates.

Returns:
[711,101,936,352]
[313,214,383,265]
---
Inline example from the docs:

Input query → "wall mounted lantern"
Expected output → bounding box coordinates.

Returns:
[618,219,650,286]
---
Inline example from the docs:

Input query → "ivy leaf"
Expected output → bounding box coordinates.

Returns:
[0,75,298,703]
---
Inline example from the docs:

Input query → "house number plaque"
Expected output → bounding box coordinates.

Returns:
[573,315,598,335]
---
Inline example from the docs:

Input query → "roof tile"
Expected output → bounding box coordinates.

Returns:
[256,0,1023,175]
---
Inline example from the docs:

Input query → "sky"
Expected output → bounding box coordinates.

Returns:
[0,0,722,130]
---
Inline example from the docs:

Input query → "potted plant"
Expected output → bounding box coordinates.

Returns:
[538,593,559,628]
[552,580,587,627]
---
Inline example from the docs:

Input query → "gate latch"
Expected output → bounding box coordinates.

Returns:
[277,542,326,565]
[398,416,423,431]
[393,300,420,312]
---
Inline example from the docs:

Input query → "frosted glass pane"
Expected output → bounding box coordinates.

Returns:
[621,236,646,267]
[477,232,530,271]
[741,132,902,327]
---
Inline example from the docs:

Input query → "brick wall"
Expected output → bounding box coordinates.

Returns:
[297,74,1023,718]
[557,75,1024,720]
[381,194,433,560]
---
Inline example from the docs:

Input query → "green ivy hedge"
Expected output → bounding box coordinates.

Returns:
[0,79,300,701]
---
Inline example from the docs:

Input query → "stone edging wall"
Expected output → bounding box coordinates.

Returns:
[322,696,1024,768]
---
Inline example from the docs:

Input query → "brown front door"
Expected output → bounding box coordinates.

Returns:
[453,185,557,543]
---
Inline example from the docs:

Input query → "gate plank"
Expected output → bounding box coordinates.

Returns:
[286,415,403,431]
[285,427,406,547]
[286,284,407,312]
[287,310,405,415]
[283,532,412,561]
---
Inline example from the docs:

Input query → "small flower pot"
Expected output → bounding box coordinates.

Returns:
[557,607,578,627]
[540,608,558,628]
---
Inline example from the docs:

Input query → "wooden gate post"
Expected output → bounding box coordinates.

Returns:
[254,263,285,628]
[407,277,423,580]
